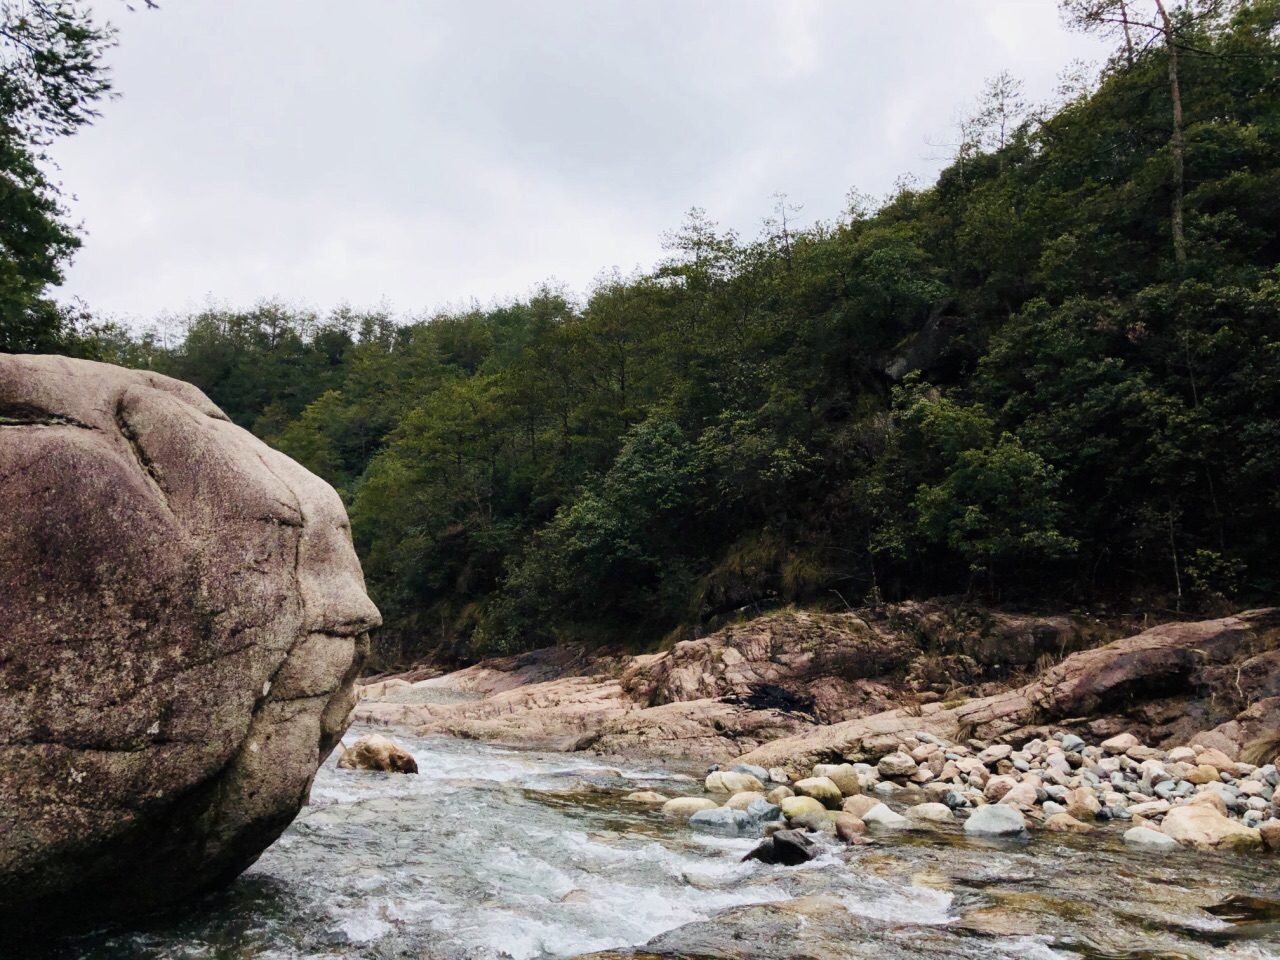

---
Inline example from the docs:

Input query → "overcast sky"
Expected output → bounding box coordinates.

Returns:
[54,1,1109,322]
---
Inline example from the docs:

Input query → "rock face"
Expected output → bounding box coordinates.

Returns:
[0,356,380,929]
[733,609,1280,773]
[354,602,1111,757]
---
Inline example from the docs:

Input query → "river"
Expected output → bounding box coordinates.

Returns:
[47,727,1280,960]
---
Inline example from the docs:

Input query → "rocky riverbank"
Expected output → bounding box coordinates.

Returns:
[355,606,1280,777]
[639,727,1280,859]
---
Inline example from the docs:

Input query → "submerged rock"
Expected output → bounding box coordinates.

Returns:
[0,356,380,931]
[337,734,419,774]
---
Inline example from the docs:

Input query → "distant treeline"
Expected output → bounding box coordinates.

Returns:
[8,3,1280,663]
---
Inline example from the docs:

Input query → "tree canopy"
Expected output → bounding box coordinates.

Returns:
[0,0,150,353]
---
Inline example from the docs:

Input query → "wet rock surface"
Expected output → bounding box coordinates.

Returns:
[0,356,380,931]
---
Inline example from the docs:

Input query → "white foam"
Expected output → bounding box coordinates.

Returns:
[839,878,954,925]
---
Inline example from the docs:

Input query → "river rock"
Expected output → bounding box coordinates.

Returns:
[1194,748,1236,773]
[662,797,720,819]
[834,813,866,841]
[878,752,918,777]
[1101,733,1140,754]
[1188,790,1229,816]
[733,763,771,783]
[743,829,817,866]
[814,763,862,796]
[792,776,843,808]
[964,805,1028,837]
[1160,805,1263,851]
[733,610,1280,776]
[1066,786,1102,821]
[1128,799,1170,817]
[790,811,839,834]
[746,797,784,822]
[337,735,418,774]
[984,775,1018,802]
[979,744,1013,765]
[724,791,767,811]
[690,808,756,837]
[0,356,382,930]
[1187,764,1222,785]
[766,786,795,804]
[1043,813,1093,834]
[861,803,911,828]
[842,795,880,819]
[1125,826,1179,851]
[999,780,1039,808]
[706,771,765,794]
[1259,820,1280,851]
[779,796,826,819]
[907,802,953,822]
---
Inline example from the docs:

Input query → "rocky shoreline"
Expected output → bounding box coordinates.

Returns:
[633,728,1280,860]
[352,606,1280,864]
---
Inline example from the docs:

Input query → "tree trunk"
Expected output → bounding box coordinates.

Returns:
[1154,0,1188,268]
[1119,2,1136,65]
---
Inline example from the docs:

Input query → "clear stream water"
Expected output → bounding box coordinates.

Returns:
[47,727,1280,960]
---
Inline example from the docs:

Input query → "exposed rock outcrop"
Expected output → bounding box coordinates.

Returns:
[355,603,1112,757]
[734,610,1280,773]
[0,356,380,929]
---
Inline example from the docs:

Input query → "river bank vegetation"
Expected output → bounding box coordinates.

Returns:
[6,1,1280,664]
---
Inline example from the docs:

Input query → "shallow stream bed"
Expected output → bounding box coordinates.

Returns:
[50,728,1280,960]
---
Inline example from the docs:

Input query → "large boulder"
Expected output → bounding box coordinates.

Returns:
[0,356,381,929]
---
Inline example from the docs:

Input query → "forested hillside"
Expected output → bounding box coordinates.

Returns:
[11,2,1280,664]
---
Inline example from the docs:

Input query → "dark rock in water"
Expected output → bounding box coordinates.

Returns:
[743,829,817,865]
[0,356,380,932]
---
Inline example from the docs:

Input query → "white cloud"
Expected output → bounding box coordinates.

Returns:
[51,0,1109,321]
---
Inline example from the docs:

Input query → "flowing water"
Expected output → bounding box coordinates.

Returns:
[47,728,1280,960]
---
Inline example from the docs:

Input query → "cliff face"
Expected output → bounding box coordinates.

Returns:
[0,355,380,929]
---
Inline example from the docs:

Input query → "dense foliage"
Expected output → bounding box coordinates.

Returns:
[0,0,152,353]
[8,2,1280,664]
